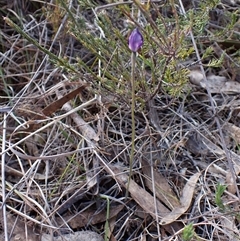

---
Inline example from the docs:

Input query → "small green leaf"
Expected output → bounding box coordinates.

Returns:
[215,183,227,211]
[182,223,194,241]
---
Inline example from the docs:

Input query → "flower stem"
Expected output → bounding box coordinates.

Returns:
[126,51,136,198]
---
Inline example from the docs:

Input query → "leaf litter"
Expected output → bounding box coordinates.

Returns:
[159,172,201,225]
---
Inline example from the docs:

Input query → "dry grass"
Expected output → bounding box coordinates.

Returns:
[1,0,240,240]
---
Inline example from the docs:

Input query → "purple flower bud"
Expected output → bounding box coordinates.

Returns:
[128,28,143,52]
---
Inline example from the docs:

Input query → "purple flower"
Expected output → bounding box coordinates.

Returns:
[128,28,143,52]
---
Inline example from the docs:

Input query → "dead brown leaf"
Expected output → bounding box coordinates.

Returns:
[107,164,183,233]
[42,84,88,116]
[159,172,201,225]
[141,158,180,210]
[0,210,40,241]
[109,215,118,241]
[14,84,89,132]
[221,216,240,241]
[224,123,240,144]
[56,204,124,229]
[108,164,171,218]
[189,71,240,94]
[61,100,99,142]
[185,132,209,155]
[226,164,240,194]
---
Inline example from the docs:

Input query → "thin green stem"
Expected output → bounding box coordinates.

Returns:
[126,51,136,198]
[99,194,110,241]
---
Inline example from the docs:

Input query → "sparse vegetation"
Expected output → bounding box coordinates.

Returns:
[1,0,240,240]
[215,183,227,211]
[182,223,194,241]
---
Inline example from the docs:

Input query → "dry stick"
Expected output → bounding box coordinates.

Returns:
[178,0,240,198]
[150,137,162,241]
[1,113,8,241]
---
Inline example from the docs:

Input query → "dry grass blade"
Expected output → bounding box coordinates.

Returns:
[1,112,8,241]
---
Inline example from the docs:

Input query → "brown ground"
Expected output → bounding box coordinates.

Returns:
[1,0,240,240]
